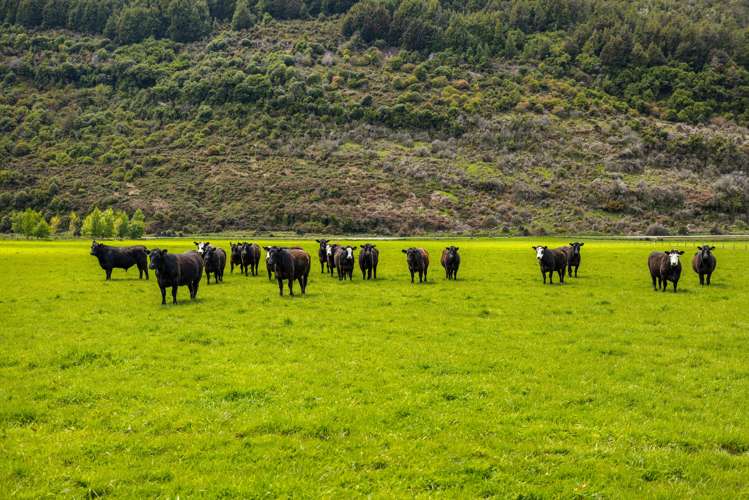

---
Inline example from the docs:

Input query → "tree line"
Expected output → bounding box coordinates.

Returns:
[10,207,146,238]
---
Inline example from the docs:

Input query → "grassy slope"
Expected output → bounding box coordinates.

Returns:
[2,239,748,496]
[2,19,749,235]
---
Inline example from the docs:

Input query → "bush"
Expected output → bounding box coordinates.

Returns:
[342,0,390,43]
[645,223,669,236]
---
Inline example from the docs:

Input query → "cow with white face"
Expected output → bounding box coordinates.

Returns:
[532,245,567,284]
[325,243,339,276]
[193,241,210,255]
[334,245,357,281]
[648,249,685,292]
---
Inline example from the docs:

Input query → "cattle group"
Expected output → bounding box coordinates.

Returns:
[89,239,719,304]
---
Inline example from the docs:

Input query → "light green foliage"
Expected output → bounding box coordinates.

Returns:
[10,208,46,238]
[128,209,145,239]
[2,238,748,496]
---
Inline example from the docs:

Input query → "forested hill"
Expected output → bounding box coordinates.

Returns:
[1,0,749,236]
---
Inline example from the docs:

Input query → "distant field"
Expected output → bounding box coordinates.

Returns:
[2,238,749,497]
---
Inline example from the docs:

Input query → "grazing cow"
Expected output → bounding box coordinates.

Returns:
[203,245,226,284]
[441,246,461,280]
[692,245,717,286]
[648,250,684,293]
[532,246,566,284]
[264,246,311,296]
[326,243,339,276]
[562,242,584,277]
[90,240,149,280]
[229,243,244,274]
[242,242,261,276]
[359,243,379,280]
[315,239,330,273]
[193,241,210,255]
[334,245,357,281]
[148,249,203,305]
[402,247,429,283]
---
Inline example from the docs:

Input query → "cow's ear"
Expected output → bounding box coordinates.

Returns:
[710,246,715,250]
[543,246,548,249]
[678,251,684,255]
[263,246,270,251]
[531,246,536,250]
[351,246,357,250]
[402,249,407,253]
[193,241,198,246]
[579,243,584,246]
[371,244,376,248]
[162,249,168,255]
[205,242,210,246]
[455,247,459,251]
[696,245,702,250]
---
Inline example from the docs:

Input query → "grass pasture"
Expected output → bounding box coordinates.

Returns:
[2,238,749,497]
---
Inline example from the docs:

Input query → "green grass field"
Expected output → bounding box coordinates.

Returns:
[2,238,749,497]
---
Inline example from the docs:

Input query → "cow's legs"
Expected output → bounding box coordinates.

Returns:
[172,286,178,304]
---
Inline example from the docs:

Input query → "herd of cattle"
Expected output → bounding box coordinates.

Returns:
[89,239,718,304]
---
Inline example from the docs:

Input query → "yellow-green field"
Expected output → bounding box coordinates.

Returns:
[2,238,748,497]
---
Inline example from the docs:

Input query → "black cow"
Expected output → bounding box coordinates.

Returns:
[264,246,311,296]
[326,243,339,276]
[692,245,717,286]
[562,242,584,277]
[402,247,429,283]
[315,239,330,273]
[148,249,203,305]
[334,245,357,281]
[648,250,684,293]
[359,243,379,280]
[229,242,244,274]
[441,246,460,280]
[90,240,149,280]
[203,245,226,284]
[533,246,566,284]
[264,247,273,280]
[242,242,261,276]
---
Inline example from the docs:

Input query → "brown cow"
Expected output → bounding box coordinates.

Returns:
[402,247,429,283]
[441,246,460,280]
[692,245,717,286]
[648,250,684,292]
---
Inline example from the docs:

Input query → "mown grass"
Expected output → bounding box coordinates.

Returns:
[2,238,749,497]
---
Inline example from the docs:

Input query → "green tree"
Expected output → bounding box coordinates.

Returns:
[81,207,103,237]
[11,208,44,238]
[113,6,162,44]
[42,0,68,28]
[129,209,145,239]
[100,208,115,238]
[16,0,45,27]
[113,210,130,238]
[209,0,236,20]
[49,214,62,233]
[167,0,210,42]
[68,211,80,236]
[342,0,390,43]
[32,219,51,238]
[231,0,254,30]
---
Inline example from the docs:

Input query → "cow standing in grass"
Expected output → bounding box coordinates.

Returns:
[90,241,149,280]
[203,245,226,284]
[335,245,357,281]
[265,248,273,280]
[148,249,203,305]
[402,248,429,283]
[315,239,330,273]
[692,245,717,286]
[533,246,566,284]
[648,250,684,293]
[326,243,339,277]
[229,243,244,274]
[264,246,311,296]
[359,244,379,280]
[242,242,261,276]
[562,242,584,277]
[441,246,460,280]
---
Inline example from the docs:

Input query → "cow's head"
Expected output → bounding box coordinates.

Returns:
[230,243,242,259]
[445,246,459,259]
[402,248,421,266]
[203,245,218,264]
[90,240,103,256]
[194,241,210,255]
[316,239,328,251]
[342,246,357,262]
[263,246,282,268]
[568,242,584,257]
[697,245,715,261]
[326,244,338,257]
[532,246,548,260]
[665,249,684,267]
[149,248,168,270]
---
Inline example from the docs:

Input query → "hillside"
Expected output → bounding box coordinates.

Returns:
[2,1,749,235]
